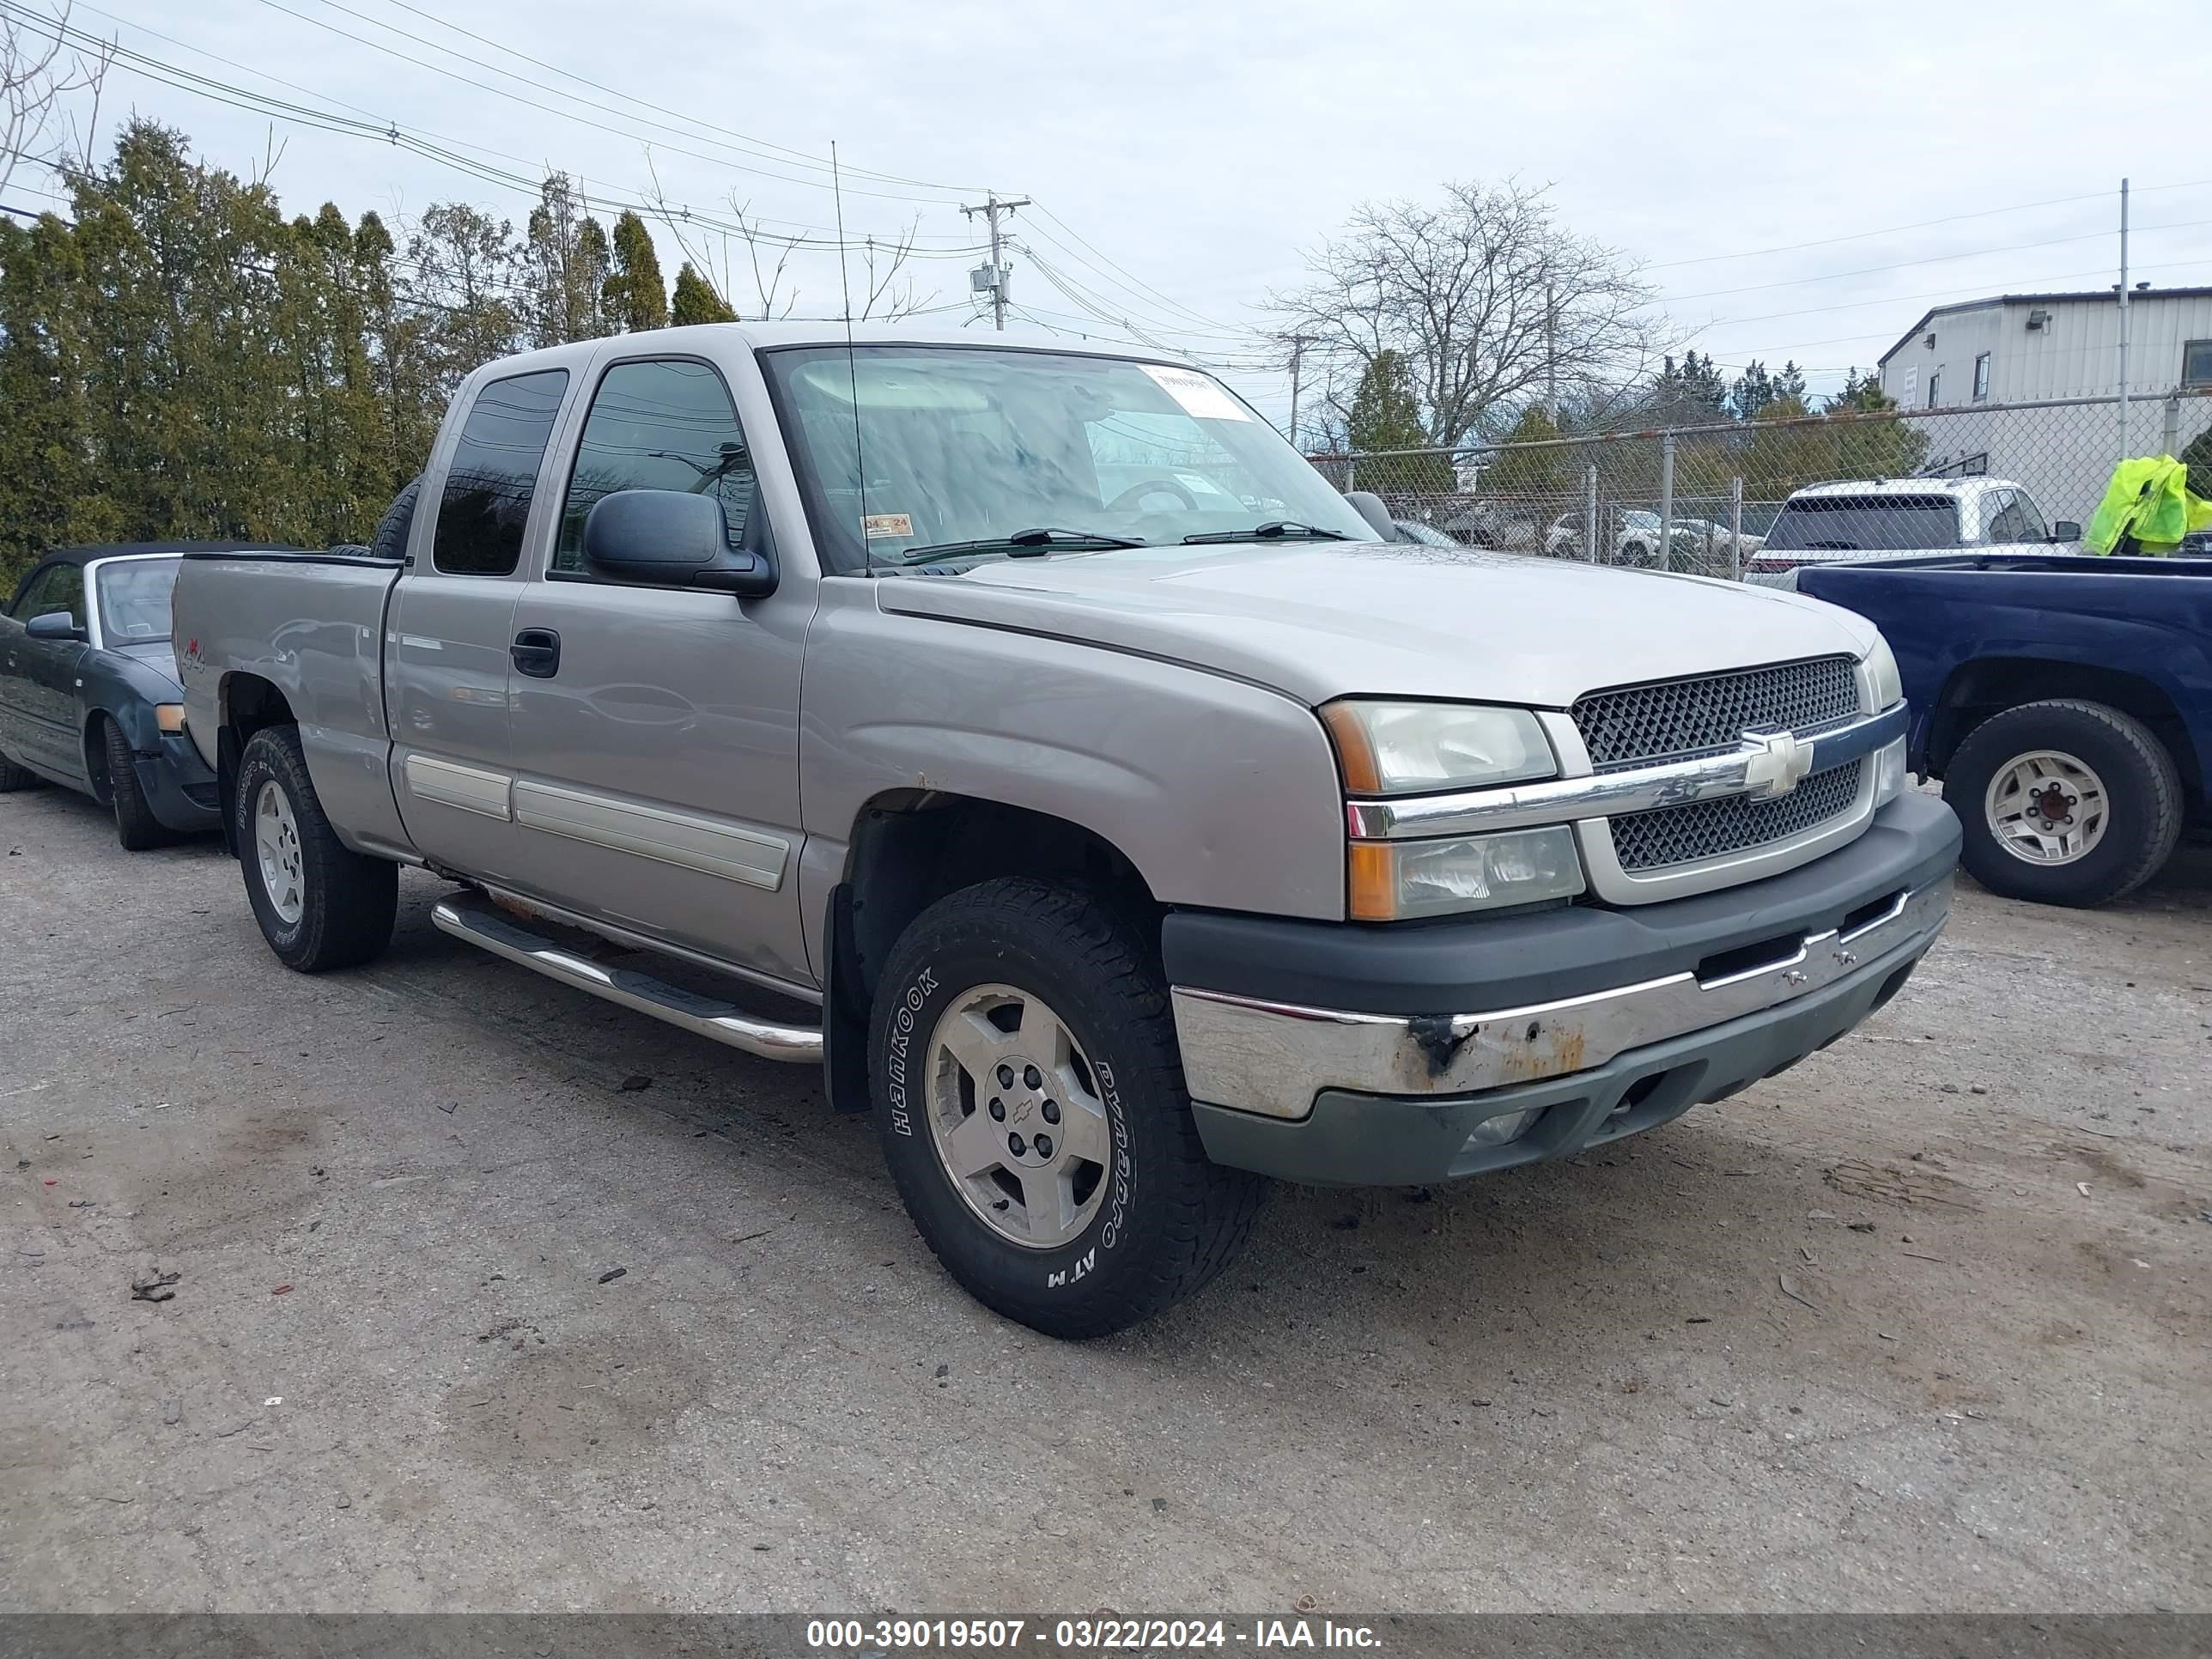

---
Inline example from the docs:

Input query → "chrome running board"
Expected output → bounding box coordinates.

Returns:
[431,895,822,1065]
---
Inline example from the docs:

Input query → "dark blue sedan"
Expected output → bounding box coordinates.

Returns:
[0,543,245,848]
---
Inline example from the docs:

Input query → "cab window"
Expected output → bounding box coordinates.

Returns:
[433,369,570,576]
[554,359,756,576]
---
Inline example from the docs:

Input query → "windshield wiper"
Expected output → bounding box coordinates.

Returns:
[1180,520,1348,545]
[894,526,1146,563]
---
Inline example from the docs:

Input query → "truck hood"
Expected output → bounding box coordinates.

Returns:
[876,541,1879,708]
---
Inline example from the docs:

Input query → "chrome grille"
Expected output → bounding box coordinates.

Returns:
[1573,657,1860,771]
[1610,762,1863,872]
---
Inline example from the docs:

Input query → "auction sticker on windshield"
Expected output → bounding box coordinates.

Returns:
[863,514,915,538]
[1141,363,1250,422]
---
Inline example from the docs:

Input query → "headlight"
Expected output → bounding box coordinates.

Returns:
[1348,825,1585,921]
[155,703,187,734]
[1321,700,1555,794]
[1863,635,1903,711]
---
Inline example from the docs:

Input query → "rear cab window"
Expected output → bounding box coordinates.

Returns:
[433,369,571,575]
[1765,495,1961,553]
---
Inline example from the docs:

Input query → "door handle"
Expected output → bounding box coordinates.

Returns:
[510,628,562,678]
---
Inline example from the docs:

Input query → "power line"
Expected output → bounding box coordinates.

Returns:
[1693,252,2212,337]
[1645,178,2212,271]
[5,4,994,259]
[241,0,961,206]
[1692,256,2212,360]
[72,0,982,244]
[1666,216,2212,305]
[361,0,984,198]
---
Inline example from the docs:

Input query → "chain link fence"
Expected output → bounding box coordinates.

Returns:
[1312,389,2212,579]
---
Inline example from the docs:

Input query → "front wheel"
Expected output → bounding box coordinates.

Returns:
[236,726,398,970]
[869,878,1265,1339]
[101,717,173,851]
[1944,699,2182,907]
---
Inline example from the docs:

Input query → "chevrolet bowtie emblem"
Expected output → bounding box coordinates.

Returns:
[1739,726,1813,799]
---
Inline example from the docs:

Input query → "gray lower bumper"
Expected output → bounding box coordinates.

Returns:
[1173,875,1949,1121]
[135,732,222,832]
[1188,916,1936,1186]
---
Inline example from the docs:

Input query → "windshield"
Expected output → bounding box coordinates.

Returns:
[760,345,1374,570]
[95,557,180,644]
[1766,495,1960,552]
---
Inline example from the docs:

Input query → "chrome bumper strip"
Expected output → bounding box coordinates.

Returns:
[1170,875,1949,1121]
[1343,702,1908,841]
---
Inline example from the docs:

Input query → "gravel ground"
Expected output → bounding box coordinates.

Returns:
[2,783,2207,1613]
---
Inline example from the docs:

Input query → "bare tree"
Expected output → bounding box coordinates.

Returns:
[641,150,932,323]
[3,2,111,204]
[1273,180,1673,449]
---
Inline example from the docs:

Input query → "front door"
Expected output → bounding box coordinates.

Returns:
[502,355,811,988]
[384,366,574,883]
[1,562,90,783]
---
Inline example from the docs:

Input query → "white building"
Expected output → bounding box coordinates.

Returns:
[1875,287,2212,522]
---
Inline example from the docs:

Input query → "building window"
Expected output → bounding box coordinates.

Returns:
[1926,368,1942,409]
[1972,352,1990,401]
[2185,340,2212,386]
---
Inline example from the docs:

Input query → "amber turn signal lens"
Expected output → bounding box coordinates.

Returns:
[1346,842,1399,921]
[1320,702,1382,794]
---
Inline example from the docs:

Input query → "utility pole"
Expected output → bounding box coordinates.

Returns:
[2117,177,2131,462]
[961,191,1031,331]
[1284,332,1316,453]
[1544,278,1559,426]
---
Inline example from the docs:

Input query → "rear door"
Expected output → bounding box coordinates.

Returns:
[385,365,575,882]
[500,352,811,987]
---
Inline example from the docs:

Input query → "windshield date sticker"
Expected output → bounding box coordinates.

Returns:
[1141,363,1251,422]
[862,513,915,539]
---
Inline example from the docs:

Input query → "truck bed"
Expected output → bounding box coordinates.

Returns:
[171,547,406,853]
[1799,553,2212,788]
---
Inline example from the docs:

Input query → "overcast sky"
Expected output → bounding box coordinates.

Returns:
[17,0,2212,428]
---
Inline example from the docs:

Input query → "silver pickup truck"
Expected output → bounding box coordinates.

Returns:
[173,323,1960,1337]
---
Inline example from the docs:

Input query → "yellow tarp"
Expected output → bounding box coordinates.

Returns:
[2082,454,2212,555]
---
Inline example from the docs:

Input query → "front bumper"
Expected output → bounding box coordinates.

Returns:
[1168,793,1960,1185]
[134,732,222,832]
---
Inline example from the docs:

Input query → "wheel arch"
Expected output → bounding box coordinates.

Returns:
[214,672,298,855]
[818,790,1162,1116]
[1925,657,2200,811]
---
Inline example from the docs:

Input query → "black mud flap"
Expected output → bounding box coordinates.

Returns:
[823,884,872,1114]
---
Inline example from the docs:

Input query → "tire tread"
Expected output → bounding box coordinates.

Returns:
[238,726,398,971]
[875,876,1264,1339]
[1948,698,2182,906]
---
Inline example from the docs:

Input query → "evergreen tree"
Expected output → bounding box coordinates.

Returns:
[1729,359,1777,421]
[605,210,667,332]
[1346,349,1453,493]
[1483,404,1570,495]
[523,174,611,347]
[671,262,736,325]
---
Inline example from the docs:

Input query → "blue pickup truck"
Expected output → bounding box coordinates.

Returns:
[1799,555,2209,907]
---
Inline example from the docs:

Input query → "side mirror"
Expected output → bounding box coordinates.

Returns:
[583,489,777,598]
[1343,489,1396,541]
[26,611,84,641]
[2051,520,2081,543]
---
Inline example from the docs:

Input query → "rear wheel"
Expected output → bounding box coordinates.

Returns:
[236,725,398,970]
[1945,699,2182,907]
[0,750,40,792]
[100,717,173,851]
[870,877,1265,1339]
